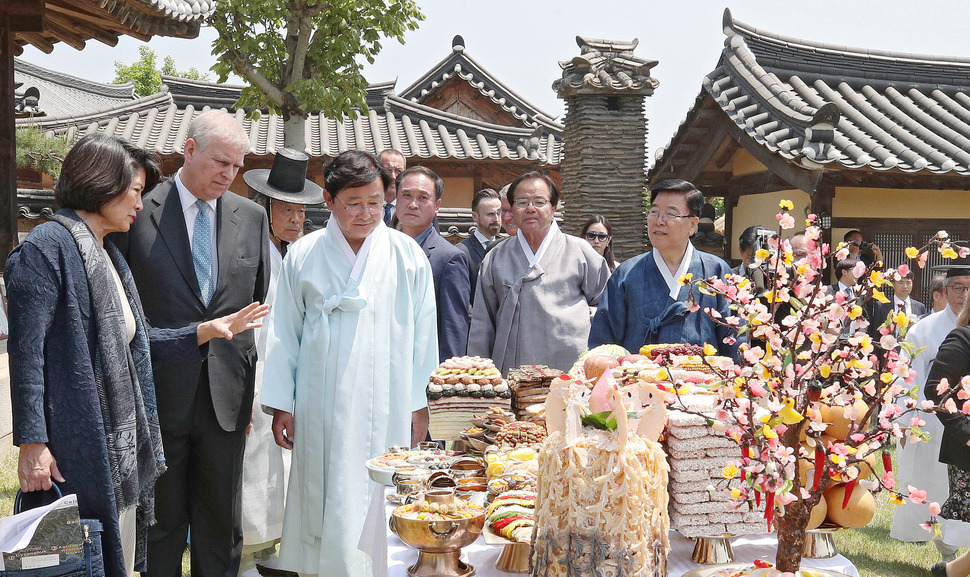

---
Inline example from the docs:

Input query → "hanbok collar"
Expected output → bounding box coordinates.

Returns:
[330,219,381,282]
[653,242,694,300]
[946,303,959,323]
[516,220,560,269]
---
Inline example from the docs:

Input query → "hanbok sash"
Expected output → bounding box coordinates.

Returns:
[492,264,544,372]
[637,300,690,348]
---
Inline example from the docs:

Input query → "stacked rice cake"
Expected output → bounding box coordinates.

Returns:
[427,356,511,440]
[507,365,562,423]
[667,394,766,537]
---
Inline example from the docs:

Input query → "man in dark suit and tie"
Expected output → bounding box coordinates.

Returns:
[457,188,502,305]
[380,149,406,225]
[827,258,865,339]
[397,166,470,361]
[118,110,270,577]
[869,268,927,337]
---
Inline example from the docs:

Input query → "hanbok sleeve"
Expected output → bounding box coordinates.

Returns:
[467,252,498,358]
[582,249,610,314]
[589,271,625,348]
[411,257,438,412]
[261,252,305,413]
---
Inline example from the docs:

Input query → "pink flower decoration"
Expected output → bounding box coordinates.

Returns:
[909,487,927,504]
[882,471,895,489]
[897,263,911,277]
[779,213,795,230]
[930,502,942,516]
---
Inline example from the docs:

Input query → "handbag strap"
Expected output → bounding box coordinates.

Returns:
[13,483,63,514]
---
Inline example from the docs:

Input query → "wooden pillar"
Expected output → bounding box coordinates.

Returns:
[0,1,44,267]
[0,22,17,266]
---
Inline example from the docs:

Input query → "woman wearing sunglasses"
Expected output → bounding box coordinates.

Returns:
[580,215,618,272]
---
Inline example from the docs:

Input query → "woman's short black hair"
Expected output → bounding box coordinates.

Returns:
[506,171,560,207]
[323,150,390,198]
[55,133,161,214]
[649,178,704,217]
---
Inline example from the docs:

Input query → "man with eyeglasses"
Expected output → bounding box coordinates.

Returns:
[261,150,438,577]
[396,166,471,361]
[891,259,970,560]
[589,178,740,359]
[467,171,609,374]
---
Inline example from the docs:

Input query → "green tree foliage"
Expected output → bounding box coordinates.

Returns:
[209,0,424,149]
[15,126,71,180]
[114,45,209,97]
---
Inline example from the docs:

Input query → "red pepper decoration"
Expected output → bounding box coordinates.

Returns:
[765,491,775,530]
[741,445,750,482]
[755,489,761,508]
[882,450,893,475]
[813,448,825,491]
[842,478,857,509]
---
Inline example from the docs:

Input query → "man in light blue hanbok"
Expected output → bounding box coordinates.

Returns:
[589,179,740,359]
[261,151,438,577]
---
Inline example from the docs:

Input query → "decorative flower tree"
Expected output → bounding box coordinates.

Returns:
[664,202,968,573]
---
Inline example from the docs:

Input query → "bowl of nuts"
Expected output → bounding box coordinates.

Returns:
[390,489,486,576]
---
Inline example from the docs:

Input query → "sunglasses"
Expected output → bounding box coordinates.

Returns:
[584,232,610,242]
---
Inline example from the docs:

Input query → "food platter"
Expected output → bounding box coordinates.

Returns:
[681,564,850,577]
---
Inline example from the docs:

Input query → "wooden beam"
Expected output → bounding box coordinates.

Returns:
[3,0,44,32]
[674,119,730,183]
[714,139,741,169]
[40,16,86,49]
[0,22,18,266]
[46,10,118,47]
[725,121,824,195]
[18,31,53,53]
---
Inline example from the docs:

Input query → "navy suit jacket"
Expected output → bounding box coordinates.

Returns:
[420,228,471,361]
[457,234,486,305]
[869,298,927,337]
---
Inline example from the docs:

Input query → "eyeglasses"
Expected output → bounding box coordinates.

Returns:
[647,209,694,222]
[512,198,551,210]
[584,232,610,242]
[331,196,383,216]
[948,284,970,294]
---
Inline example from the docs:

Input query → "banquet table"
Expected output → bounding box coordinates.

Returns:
[358,486,860,577]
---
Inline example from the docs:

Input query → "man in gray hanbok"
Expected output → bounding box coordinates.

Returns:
[467,171,609,374]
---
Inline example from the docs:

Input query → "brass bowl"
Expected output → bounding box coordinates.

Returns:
[390,491,486,553]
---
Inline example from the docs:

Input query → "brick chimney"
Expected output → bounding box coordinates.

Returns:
[553,37,659,259]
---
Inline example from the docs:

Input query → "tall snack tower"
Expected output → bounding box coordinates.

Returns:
[531,371,670,576]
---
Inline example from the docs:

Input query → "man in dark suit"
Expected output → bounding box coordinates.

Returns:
[457,188,502,305]
[119,110,270,577]
[869,268,927,337]
[397,166,470,361]
[380,149,406,225]
[826,258,865,339]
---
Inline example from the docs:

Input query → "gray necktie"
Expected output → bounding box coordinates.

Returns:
[193,199,214,305]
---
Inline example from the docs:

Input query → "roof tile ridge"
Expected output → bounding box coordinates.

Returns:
[15,58,137,99]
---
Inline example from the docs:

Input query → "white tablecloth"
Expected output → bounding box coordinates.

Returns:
[359,486,860,577]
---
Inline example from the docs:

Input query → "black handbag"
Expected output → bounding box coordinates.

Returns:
[0,485,104,577]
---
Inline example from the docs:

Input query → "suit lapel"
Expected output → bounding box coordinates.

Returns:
[213,195,242,305]
[150,183,204,302]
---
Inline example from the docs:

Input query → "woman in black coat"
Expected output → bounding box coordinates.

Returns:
[6,133,267,577]
[924,297,970,577]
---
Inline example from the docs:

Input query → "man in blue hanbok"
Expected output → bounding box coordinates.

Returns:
[261,150,438,577]
[589,179,740,359]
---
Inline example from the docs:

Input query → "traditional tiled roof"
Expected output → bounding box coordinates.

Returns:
[21,90,562,164]
[554,37,659,97]
[654,8,970,177]
[162,76,399,114]
[399,35,563,133]
[15,59,135,119]
[13,0,215,54]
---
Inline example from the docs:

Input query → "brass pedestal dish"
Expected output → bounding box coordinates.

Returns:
[691,534,735,565]
[802,525,842,559]
[390,489,485,577]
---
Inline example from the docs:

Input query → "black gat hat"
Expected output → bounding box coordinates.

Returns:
[243,148,324,205]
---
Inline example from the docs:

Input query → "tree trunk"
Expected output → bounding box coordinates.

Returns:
[283,114,307,152]
[774,500,808,573]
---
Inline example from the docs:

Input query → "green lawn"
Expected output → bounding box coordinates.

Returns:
[0,446,949,576]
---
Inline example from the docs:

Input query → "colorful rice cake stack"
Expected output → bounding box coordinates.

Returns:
[507,365,562,423]
[427,356,511,440]
[486,490,537,543]
[666,394,766,537]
